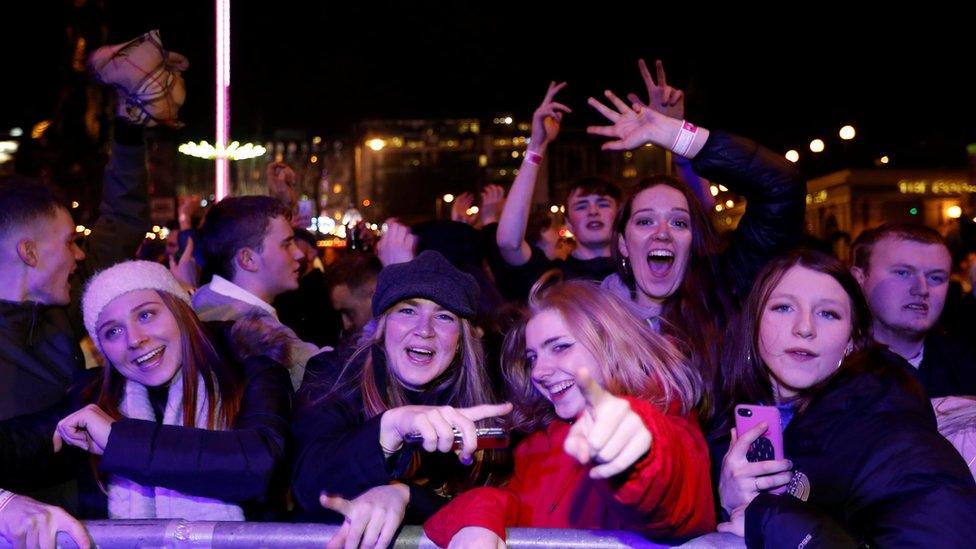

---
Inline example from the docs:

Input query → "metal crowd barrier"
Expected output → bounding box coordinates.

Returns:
[1,520,683,548]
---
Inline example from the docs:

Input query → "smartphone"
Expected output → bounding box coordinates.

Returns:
[735,404,787,494]
[404,427,509,451]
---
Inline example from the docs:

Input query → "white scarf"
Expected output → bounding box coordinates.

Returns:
[107,371,245,520]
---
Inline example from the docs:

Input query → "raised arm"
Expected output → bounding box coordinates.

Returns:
[496,82,571,266]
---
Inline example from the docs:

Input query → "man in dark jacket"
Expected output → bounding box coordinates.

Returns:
[0,123,149,420]
[851,223,976,397]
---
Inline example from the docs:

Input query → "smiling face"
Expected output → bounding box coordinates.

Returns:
[525,309,604,420]
[565,189,617,251]
[617,185,693,306]
[758,266,853,401]
[96,289,183,387]
[27,207,86,305]
[383,298,461,390]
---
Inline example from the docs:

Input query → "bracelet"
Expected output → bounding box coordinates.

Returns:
[0,489,16,513]
[671,120,699,158]
[525,151,543,166]
[380,441,403,455]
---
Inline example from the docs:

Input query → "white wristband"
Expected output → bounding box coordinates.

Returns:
[0,489,16,513]
[671,120,699,158]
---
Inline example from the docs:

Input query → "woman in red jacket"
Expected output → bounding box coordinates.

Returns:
[425,274,715,547]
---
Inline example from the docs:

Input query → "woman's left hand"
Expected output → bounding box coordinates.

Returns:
[563,368,652,479]
[716,504,746,537]
[53,404,116,456]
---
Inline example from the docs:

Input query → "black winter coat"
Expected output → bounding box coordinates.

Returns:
[0,321,293,520]
[744,349,976,548]
[292,348,503,524]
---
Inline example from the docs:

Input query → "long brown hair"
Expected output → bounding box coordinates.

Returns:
[92,291,242,429]
[504,272,702,433]
[719,249,873,431]
[612,175,733,420]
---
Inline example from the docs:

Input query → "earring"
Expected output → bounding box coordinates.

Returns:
[845,342,853,357]
[620,256,631,276]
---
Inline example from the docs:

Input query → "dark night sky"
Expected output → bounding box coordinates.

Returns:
[4,2,974,170]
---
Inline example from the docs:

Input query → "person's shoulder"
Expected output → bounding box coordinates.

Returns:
[298,345,362,406]
[926,330,976,357]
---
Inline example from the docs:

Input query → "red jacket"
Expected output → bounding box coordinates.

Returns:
[424,396,715,546]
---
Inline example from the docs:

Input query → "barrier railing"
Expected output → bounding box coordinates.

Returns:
[0,520,680,548]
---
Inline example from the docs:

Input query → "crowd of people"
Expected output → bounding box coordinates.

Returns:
[2,31,976,549]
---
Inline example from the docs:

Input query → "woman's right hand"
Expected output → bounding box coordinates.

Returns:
[528,81,571,154]
[718,422,794,515]
[321,483,409,549]
[379,403,512,464]
[448,526,505,549]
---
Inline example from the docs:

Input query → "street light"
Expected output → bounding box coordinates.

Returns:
[366,138,386,152]
[785,150,800,163]
[809,139,825,153]
[443,193,455,203]
[839,125,856,140]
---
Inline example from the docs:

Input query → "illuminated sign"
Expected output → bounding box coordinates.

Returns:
[897,180,976,194]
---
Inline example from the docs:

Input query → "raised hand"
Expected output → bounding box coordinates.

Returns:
[563,368,652,479]
[450,192,478,226]
[266,161,298,214]
[630,59,684,120]
[586,90,664,151]
[479,185,506,226]
[375,218,417,267]
[320,483,409,549]
[718,423,793,514]
[168,235,198,291]
[379,403,513,464]
[529,81,572,153]
[53,404,116,456]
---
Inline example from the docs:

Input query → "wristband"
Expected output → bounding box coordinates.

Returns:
[671,120,699,157]
[525,151,543,166]
[0,489,16,513]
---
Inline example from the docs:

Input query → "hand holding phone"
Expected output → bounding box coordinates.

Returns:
[734,404,788,495]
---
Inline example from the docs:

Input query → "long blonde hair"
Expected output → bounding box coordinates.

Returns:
[503,273,702,432]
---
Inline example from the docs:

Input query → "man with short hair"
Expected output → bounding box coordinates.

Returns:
[274,229,342,348]
[851,223,976,397]
[0,125,151,522]
[193,196,326,388]
[495,176,621,300]
[0,123,150,420]
[327,252,382,341]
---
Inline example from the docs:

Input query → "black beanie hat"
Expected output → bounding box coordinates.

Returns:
[371,250,480,318]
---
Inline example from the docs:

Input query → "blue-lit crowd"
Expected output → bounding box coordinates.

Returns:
[2,31,976,549]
